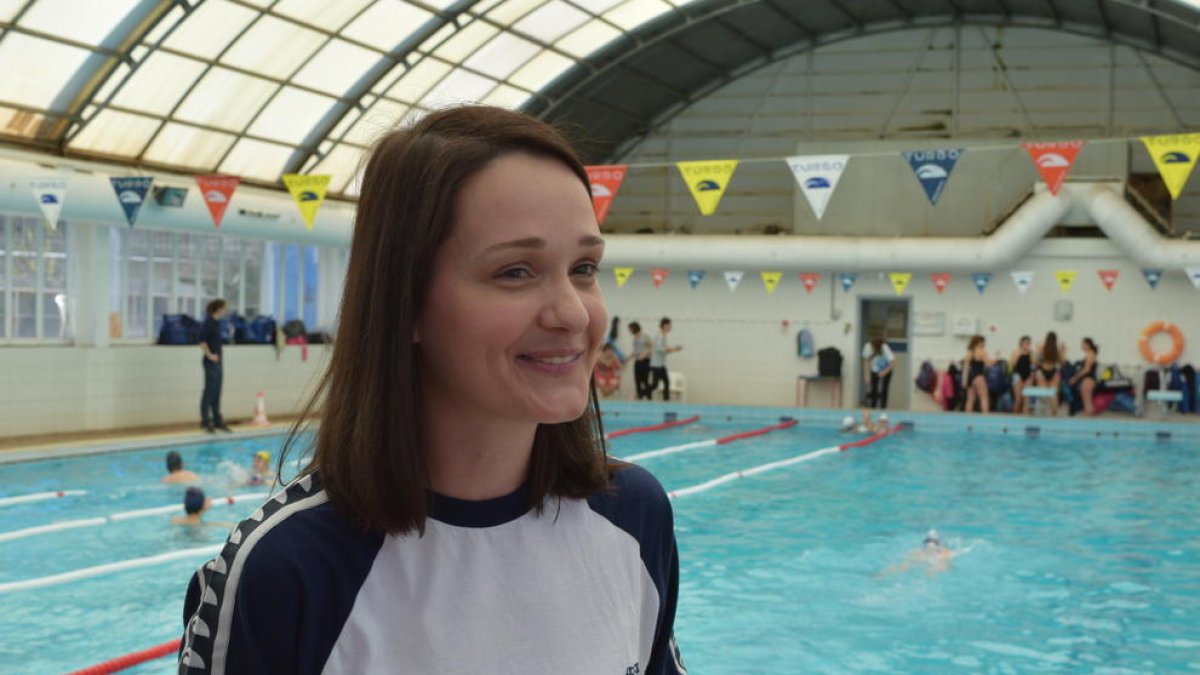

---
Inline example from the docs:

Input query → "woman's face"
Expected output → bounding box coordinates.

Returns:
[417,152,606,425]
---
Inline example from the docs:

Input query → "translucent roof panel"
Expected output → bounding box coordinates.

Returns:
[175,68,279,132]
[220,15,325,80]
[218,138,297,182]
[161,0,259,60]
[142,123,238,168]
[343,1,435,51]
[111,52,207,116]
[246,87,338,145]
[18,0,138,47]
[292,39,381,97]
[0,33,92,108]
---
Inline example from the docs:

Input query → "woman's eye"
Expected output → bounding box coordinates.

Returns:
[497,267,533,280]
[572,262,599,276]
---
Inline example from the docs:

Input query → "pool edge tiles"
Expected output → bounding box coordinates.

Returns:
[0,424,291,465]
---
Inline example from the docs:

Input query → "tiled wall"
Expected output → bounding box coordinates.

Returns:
[0,344,329,438]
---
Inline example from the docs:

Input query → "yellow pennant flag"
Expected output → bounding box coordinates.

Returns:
[1055,270,1076,293]
[1141,134,1200,199]
[282,174,331,230]
[676,160,738,216]
[761,271,782,295]
[889,272,911,296]
[613,267,634,288]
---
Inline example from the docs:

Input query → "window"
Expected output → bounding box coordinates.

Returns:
[0,215,71,341]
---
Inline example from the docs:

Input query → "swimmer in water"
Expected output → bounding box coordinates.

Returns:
[248,451,275,487]
[878,530,954,577]
[171,487,233,528]
[161,451,201,485]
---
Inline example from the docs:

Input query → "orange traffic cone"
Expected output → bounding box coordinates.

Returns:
[250,391,271,426]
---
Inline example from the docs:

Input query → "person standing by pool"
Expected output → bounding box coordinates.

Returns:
[178,106,685,675]
[861,337,895,409]
[648,317,683,401]
[199,299,231,433]
[629,320,652,399]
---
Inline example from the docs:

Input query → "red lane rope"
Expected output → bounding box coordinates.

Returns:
[66,639,180,675]
[715,418,798,445]
[606,415,701,439]
[839,425,901,451]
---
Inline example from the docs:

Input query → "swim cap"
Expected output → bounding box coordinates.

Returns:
[255,451,270,462]
[841,415,855,429]
[183,487,206,515]
[924,529,941,545]
[879,413,889,423]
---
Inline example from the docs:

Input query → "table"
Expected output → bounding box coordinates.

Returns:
[796,375,842,408]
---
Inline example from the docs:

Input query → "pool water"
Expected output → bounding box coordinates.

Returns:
[1,417,1197,673]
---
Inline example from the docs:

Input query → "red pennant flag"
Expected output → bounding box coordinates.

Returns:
[931,272,951,294]
[1023,141,1085,196]
[650,268,669,288]
[586,165,627,225]
[1098,269,1120,291]
[799,273,820,294]
[195,175,240,228]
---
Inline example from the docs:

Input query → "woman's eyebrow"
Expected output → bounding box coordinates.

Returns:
[476,235,605,261]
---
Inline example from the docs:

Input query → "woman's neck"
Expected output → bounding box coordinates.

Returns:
[421,405,537,501]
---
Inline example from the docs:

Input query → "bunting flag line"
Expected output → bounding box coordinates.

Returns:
[761,271,782,295]
[838,272,858,292]
[195,176,241,229]
[650,268,669,289]
[1187,266,1200,290]
[1142,269,1163,290]
[724,270,744,292]
[1023,141,1085,196]
[1140,134,1200,200]
[930,272,951,294]
[902,148,963,205]
[1011,271,1034,294]
[677,160,738,216]
[687,269,706,289]
[613,267,633,288]
[1097,269,1119,291]
[29,178,67,231]
[586,165,627,225]
[971,272,992,295]
[282,174,330,230]
[1055,270,1077,293]
[110,176,154,227]
[787,155,849,219]
[889,272,911,296]
[799,272,821,293]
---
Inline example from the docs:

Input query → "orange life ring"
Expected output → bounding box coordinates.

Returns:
[1138,321,1185,365]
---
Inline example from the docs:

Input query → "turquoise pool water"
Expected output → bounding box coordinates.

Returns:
[1,415,1197,673]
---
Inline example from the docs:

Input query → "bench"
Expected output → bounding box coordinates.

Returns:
[1146,390,1183,419]
[1022,386,1056,416]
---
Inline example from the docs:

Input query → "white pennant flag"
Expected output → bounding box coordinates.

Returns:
[724,270,744,292]
[1186,266,1200,289]
[786,154,849,220]
[1011,270,1034,295]
[30,178,68,231]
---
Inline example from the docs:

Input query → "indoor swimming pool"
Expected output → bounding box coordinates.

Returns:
[1,407,1197,673]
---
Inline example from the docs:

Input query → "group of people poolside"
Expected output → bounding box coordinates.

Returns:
[956,331,1103,415]
[594,317,683,400]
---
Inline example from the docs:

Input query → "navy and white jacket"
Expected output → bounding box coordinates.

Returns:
[179,463,686,674]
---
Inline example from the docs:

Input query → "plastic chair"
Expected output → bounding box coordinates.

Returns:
[667,370,686,402]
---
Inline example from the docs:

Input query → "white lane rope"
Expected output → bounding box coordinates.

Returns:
[0,490,87,507]
[0,545,224,594]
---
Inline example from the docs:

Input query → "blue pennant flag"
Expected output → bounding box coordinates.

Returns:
[838,272,858,292]
[687,269,706,289]
[971,272,992,295]
[902,148,963,205]
[110,176,154,226]
[1142,269,1163,290]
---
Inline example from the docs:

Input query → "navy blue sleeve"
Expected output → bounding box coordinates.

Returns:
[590,463,688,675]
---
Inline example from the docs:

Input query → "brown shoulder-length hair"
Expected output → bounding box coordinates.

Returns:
[280,106,609,534]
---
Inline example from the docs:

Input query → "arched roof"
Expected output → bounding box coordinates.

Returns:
[1,0,1197,196]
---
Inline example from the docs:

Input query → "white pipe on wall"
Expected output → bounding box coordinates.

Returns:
[1080,183,1200,268]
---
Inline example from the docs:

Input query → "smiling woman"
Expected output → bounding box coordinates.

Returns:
[177,106,686,675]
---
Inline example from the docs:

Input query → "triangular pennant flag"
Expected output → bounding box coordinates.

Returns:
[1011,271,1034,294]
[613,267,633,288]
[650,268,669,289]
[195,175,240,228]
[110,176,154,227]
[1186,266,1200,289]
[838,272,858,292]
[724,271,744,292]
[889,273,911,296]
[1142,269,1163,290]
[761,271,782,295]
[1140,134,1200,199]
[676,160,738,216]
[1054,270,1077,293]
[799,272,821,294]
[586,165,627,224]
[1023,141,1085,196]
[282,174,331,230]
[901,149,963,205]
[786,155,849,219]
[971,272,992,295]
[1097,269,1120,291]
[931,272,952,294]
[687,269,706,289]
[30,178,67,231]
